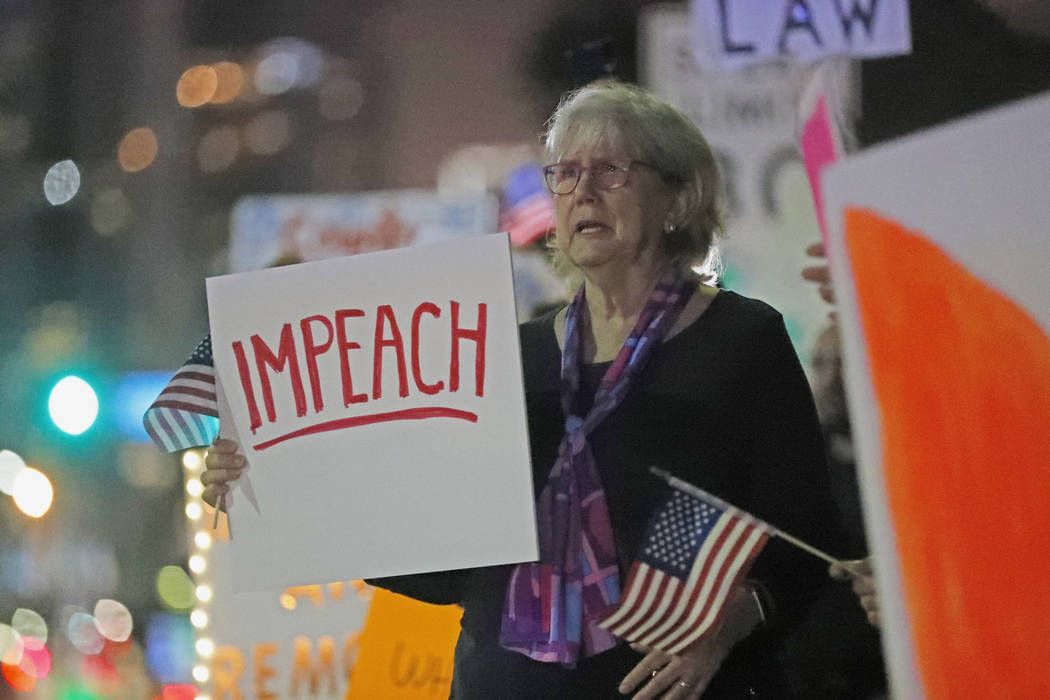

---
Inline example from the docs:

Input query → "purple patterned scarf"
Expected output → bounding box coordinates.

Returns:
[499,265,698,666]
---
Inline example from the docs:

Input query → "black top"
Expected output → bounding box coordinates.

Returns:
[371,290,857,698]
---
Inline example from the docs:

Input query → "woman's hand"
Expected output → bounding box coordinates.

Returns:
[200,438,247,511]
[829,557,880,628]
[618,584,762,698]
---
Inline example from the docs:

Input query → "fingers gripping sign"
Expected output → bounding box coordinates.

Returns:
[829,557,881,628]
[202,437,248,533]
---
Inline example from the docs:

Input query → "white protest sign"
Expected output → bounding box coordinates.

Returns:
[689,0,911,70]
[823,92,1050,699]
[206,233,537,592]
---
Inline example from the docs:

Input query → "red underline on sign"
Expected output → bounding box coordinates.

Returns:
[252,407,479,451]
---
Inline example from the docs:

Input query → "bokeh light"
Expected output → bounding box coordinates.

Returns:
[193,532,211,550]
[196,126,239,173]
[12,468,53,519]
[319,77,364,121]
[0,449,27,494]
[279,593,296,611]
[67,613,105,655]
[194,585,212,603]
[93,600,133,642]
[56,682,102,700]
[176,65,218,107]
[194,638,214,658]
[209,61,244,104]
[43,159,81,205]
[117,127,159,172]
[243,109,291,155]
[252,37,323,95]
[185,502,202,521]
[0,624,22,665]
[185,479,203,497]
[88,187,132,236]
[48,375,99,435]
[18,637,50,680]
[188,554,206,574]
[11,609,47,644]
[189,610,207,629]
[192,664,209,683]
[156,566,195,610]
[2,660,35,691]
[182,451,202,470]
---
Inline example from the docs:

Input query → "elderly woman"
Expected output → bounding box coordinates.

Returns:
[203,80,844,698]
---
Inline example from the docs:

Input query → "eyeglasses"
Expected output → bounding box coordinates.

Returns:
[542,159,656,195]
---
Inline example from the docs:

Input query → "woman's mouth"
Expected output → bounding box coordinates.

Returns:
[574,220,606,234]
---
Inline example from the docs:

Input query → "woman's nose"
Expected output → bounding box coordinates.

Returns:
[574,168,600,200]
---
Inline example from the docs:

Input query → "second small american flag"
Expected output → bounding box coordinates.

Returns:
[600,488,771,654]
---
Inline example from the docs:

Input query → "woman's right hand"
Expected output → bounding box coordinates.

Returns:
[201,438,248,511]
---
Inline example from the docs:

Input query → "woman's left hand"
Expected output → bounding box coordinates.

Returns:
[618,584,762,698]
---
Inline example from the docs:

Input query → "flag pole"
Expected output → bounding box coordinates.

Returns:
[649,467,842,566]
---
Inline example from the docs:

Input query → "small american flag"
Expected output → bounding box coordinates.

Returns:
[143,335,220,453]
[499,163,555,247]
[600,487,772,655]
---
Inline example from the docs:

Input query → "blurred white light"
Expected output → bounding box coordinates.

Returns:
[254,38,323,95]
[195,585,212,602]
[190,610,208,629]
[12,468,53,518]
[67,612,104,655]
[93,599,133,642]
[192,664,210,682]
[48,375,99,435]
[185,502,203,520]
[194,531,212,550]
[182,451,202,470]
[188,554,206,574]
[0,624,22,665]
[0,449,27,494]
[196,695,211,700]
[11,608,48,644]
[195,637,215,657]
[43,159,81,205]
[186,479,203,497]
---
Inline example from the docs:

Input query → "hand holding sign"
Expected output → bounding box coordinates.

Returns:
[201,438,247,511]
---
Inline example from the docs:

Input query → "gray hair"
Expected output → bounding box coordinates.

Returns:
[544,79,725,281]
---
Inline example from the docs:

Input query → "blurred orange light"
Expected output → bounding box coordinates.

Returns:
[2,661,35,691]
[279,593,296,611]
[117,127,159,172]
[209,62,245,104]
[177,66,218,108]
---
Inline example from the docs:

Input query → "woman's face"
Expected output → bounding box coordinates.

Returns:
[552,143,677,275]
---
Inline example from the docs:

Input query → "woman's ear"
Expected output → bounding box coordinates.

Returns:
[666,184,698,231]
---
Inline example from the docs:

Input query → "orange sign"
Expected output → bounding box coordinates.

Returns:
[345,589,462,699]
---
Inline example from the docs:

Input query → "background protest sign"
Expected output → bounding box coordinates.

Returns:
[641,4,855,362]
[228,191,497,273]
[205,233,537,593]
[823,92,1050,699]
[689,0,911,70]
